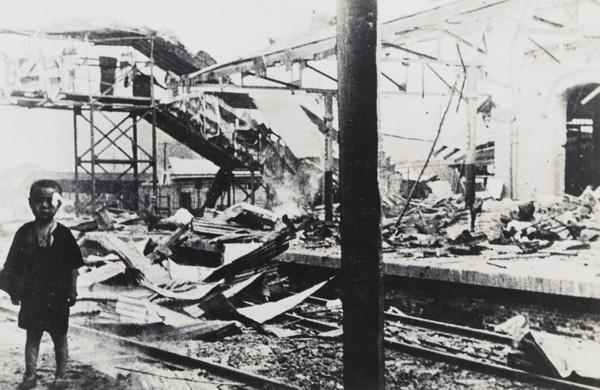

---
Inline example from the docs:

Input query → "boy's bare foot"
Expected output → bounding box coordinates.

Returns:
[17,375,37,390]
[49,378,70,390]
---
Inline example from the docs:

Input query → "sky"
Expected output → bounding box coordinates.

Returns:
[0,0,450,172]
[0,0,444,62]
[0,0,340,63]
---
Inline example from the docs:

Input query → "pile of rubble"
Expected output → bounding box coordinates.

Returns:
[69,202,331,343]
[67,185,600,339]
[44,186,600,386]
[381,188,600,259]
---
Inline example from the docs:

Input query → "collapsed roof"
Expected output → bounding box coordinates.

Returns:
[1,20,215,76]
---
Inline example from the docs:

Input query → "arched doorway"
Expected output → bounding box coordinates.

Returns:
[564,83,600,196]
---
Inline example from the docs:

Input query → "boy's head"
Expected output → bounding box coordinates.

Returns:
[29,180,63,222]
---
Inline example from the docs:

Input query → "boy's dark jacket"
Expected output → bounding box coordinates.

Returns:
[0,222,80,300]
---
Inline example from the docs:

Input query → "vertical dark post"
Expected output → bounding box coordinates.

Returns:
[324,93,334,221]
[227,179,232,207]
[250,169,256,205]
[90,105,96,206]
[150,37,158,198]
[73,108,80,216]
[163,142,168,172]
[464,67,477,222]
[132,116,139,210]
[337,0,384,389]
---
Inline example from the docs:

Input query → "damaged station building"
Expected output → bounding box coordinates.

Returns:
[2,0,600,389]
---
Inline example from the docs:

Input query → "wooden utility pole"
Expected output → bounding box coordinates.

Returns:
[464,66,478,227]
[337,0,384,388]
[324,93,334,222]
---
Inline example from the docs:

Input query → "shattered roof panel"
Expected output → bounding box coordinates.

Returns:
[188,0,514,82]
[250,91,324,159]
[189,26,336,82]
[3,22,215,76]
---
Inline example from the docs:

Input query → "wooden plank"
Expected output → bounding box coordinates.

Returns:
[147,223,190,264]
[78,262,127,288]
[99,233,172,286]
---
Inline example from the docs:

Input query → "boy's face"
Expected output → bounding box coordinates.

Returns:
[29,187,61,222]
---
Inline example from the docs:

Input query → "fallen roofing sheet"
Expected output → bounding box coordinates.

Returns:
[237,278,330,324]
[140,279,222,301]
[189,26,336,82]
[512,331,600,382]
[90,233,172,286]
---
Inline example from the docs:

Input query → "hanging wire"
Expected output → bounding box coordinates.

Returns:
[394,79,459,228]
[455,44,467,113]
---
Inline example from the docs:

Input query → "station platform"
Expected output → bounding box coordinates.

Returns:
[279,244,600,299]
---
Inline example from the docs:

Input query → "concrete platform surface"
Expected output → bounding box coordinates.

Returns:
[279,244,600,299]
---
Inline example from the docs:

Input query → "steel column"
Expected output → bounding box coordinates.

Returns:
[73,106,156,213]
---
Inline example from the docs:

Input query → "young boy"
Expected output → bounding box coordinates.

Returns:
[0,180,83,389]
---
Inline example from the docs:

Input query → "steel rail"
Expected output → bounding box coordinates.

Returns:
[0,305,301,390]
[297,305,599,390]
[386,338,600,390]
[71,324,302,390]
[384,310,514,345]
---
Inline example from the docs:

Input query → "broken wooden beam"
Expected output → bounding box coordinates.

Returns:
[203,230,289,283]
[147,223,191,264]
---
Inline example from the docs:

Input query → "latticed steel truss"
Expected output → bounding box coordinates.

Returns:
[73,104,157,213]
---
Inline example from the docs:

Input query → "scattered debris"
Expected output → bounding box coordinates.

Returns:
[509,331,600,383]
[11,187,600,387]
[63,203,327,349]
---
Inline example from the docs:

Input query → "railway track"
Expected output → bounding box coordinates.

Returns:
[383,311,600,390]
[1,298,598,389]
[0,303,300,390]
[281,299,600,390]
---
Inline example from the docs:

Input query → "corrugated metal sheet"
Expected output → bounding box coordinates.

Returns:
[237,279,330,324]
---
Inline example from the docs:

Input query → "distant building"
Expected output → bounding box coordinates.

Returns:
[141,157,266,216]
[6,170,152,217]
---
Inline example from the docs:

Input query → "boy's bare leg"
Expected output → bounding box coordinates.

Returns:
[24,330,43,379]
[50,331,68,379]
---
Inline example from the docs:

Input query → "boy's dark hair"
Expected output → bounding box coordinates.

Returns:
[30,180,63,197]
